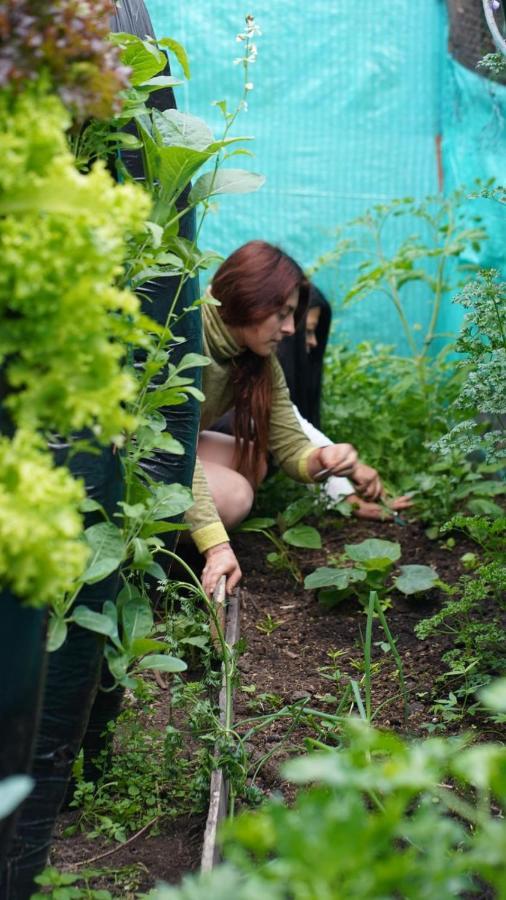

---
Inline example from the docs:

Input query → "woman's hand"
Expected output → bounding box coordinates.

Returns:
[201,542,242,597]
[346,493,413,520]
[350,461,383,500]
[309,443,359,479]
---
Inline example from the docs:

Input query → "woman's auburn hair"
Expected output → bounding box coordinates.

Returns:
[211,240,309,484]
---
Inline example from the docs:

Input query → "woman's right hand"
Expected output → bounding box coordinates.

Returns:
[201,542,242,596]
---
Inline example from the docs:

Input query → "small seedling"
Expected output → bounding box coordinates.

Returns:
[256,614,283,635]
[237,497,322,584]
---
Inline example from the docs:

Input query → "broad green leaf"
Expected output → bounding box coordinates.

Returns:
[149,142,213,207]
[146,561,167,581]
[345,539,401,570]
[153,109,214,151]
[132,537,154,568]
[105,646,129,681]
[304,566,366,590]
[81,558,122,584]
[150,483,193,519]
[189,169,266,204]
[0,776,33,819]
[157,37,191,78]
[394,564,439,595]
[116,582,142,605]
[237,517,276,532]
[174,352,212,372]
[130,638,167,655]
[81,520,125,581]
[79,498,105,514]
[140,521,188,537]
[121,592,153,642]
[118,502,146,520]
[47,616,67,652]
[114,34,166,85]
[140,75,182,90]
[480,678,506,712]
[137,654,187,673]
[467,498,504,518]
[280,496,314,529]
[318,587,350,608]
[282,525,321,549]
[72,606,118,638]
[154,433,185,454]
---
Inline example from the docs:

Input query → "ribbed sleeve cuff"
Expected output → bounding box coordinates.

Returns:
[297,445,318,483]
[192,522,230,553]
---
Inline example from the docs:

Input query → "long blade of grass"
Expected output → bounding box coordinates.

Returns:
[364,591,376,721]
[373,594,409,725]
[350,678,367,720]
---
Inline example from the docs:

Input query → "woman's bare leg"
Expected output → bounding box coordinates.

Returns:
[197,431,267,528]
[200,460,254,529]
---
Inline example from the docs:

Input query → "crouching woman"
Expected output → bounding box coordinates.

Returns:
[188,240,382,595]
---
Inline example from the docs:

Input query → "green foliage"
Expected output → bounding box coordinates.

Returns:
[0,85,150,441]
[321,342,462,492]
[149,712,506,900]
[478,53,506,78]
[71,709,171,842]
[0,0,129,119]
[415,560,506,714]
[32,866,113,899]
[313,189,484,359]
[306,538,440,608]
[433,270,506,463]
[0,430,88,606]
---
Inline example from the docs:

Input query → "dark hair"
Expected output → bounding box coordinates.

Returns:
[211,241,309,483]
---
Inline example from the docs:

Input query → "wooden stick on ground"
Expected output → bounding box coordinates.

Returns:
[210,575,227,650]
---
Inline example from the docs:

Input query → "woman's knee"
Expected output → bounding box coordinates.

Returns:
[223,471,254,528]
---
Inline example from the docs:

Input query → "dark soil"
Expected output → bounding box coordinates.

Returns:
[52,812,203,894]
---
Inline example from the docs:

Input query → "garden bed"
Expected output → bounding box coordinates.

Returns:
[47,514,503,896]
[232,515,503,800]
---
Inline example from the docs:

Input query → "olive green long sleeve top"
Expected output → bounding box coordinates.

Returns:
[187,302,318,552]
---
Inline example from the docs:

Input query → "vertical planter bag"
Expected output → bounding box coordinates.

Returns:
[0,593,46,869]
[0,447,124,900]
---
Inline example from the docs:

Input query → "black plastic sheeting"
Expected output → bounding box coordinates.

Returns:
[0,1,202,895]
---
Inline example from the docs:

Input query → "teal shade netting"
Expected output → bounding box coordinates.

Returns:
[146,0,505,350]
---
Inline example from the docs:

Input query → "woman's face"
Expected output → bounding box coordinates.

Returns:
[305,306,321,353]
[234,289,299,357]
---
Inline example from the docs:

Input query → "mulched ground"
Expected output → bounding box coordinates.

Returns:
[50,514,503,895]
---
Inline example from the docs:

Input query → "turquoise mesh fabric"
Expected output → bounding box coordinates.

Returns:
[146,0,504,349]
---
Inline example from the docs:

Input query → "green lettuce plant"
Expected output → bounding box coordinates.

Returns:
[0,431,88,606]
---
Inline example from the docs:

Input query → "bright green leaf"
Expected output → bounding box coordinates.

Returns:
[394,564,439,596]
[282,525,321,549]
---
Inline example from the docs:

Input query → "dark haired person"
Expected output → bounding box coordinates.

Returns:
[187,240,387,596]
[278,286,411,519]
